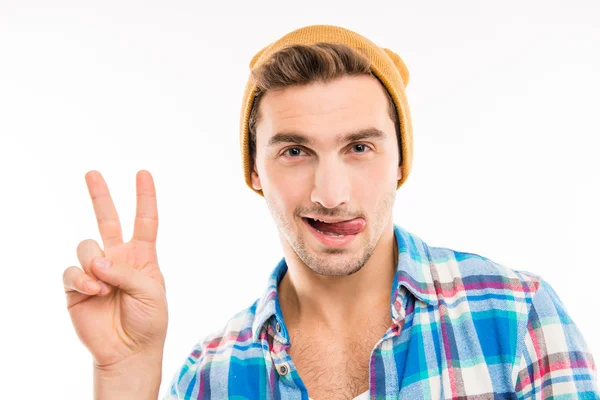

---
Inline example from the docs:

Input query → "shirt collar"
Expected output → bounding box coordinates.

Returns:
[251,223,438,343]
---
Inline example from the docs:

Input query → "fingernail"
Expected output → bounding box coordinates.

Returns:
[85,281,99,293]
[98,281,110,295]
[94,257,112,269]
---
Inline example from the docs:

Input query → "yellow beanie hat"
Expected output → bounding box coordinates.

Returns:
[240,24,412,197]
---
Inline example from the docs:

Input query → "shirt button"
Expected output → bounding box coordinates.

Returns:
[279,364,288,376]
[276,322,281,333]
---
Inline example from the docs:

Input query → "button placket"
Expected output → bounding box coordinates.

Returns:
[267,320,292,379]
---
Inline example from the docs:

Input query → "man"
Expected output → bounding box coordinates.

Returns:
[63,25,598,399]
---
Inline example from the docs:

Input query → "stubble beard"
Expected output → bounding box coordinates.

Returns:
[266,187,397,277]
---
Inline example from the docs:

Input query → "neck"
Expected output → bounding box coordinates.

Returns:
[279,220,398,335]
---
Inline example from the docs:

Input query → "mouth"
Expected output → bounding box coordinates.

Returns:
[301,217,366,247]
[303,217,346,236]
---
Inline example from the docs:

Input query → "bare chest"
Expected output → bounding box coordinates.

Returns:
[287,331,383,400]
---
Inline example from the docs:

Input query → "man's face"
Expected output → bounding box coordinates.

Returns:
[251,74,401,276]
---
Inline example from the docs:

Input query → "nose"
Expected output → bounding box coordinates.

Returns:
[310,156,350,209]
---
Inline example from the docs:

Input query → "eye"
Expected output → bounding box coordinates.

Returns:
[282,147,306,158]
[351,143,372,153]
[280,144,372,158]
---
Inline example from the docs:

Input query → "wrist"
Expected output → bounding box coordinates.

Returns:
[93,350,164,400]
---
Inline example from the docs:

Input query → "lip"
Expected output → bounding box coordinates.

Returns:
[302,217,360,248]
[303,216,355,224]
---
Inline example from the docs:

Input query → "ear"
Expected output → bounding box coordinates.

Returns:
[251,164,262,191]
[397,164,402,182]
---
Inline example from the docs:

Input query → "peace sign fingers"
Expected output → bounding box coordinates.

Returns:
[85,170,124,248]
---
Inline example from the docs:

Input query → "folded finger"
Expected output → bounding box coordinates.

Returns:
[76,239,113,296]
[76,239,103,279]
[63,266,100,295]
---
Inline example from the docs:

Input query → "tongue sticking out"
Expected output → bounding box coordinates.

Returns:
[311,218,366,236]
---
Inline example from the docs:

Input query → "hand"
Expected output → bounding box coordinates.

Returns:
[63,170,168,370]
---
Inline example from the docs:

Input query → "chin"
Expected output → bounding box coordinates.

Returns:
[300,245,373,276]
[308,257,366,277]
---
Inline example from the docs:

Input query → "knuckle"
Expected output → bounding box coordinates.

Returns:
[78,275,90,289]
[63,266,82,288]
[135,212,159,221]
[97,217,119,227]
[62,267,72,282]
[102,232,122,243]
[76,238,97,252]
[76,239,104,272]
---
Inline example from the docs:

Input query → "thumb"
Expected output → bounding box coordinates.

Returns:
[91,257,157,299]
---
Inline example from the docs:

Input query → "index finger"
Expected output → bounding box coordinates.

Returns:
[85,170,124,248]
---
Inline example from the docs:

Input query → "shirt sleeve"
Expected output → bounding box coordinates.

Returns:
[513,279,599,399]
[161,338,209,400]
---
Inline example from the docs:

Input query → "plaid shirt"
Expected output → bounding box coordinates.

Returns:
[165,224,598,399]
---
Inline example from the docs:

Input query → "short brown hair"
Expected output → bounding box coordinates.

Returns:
[247,42,401,168]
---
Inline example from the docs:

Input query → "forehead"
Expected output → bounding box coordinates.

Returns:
[256,74,392,145]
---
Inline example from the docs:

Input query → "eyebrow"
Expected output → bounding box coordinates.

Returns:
[267,127,387,147]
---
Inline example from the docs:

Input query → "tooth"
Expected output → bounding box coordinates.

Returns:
[324,232,343,237]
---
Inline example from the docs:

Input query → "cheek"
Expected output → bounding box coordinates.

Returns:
[358,158,396,188]
[265,167,310,210]
[268,165,312,195]
[352,159,397,208]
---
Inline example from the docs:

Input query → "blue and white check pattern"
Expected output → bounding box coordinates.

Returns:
[165,224,598,399]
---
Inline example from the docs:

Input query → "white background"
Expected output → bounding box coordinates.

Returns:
[1,1,598,398]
